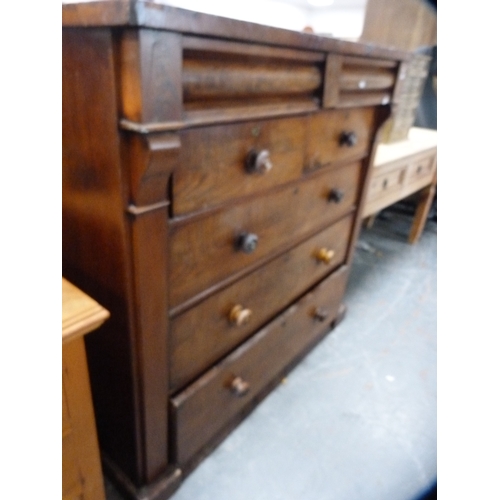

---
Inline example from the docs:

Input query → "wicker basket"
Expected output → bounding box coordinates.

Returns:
[380,53,431,143]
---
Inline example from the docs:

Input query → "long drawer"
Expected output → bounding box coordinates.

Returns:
[169,161,362,308]
[169,213,354,392]
[170,265,349,465]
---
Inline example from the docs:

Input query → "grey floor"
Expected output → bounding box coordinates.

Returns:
[106,207,437,500]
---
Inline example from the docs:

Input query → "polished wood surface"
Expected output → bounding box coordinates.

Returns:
[170,266,349,466]
[305,108,375,170]
[62,2,409,497]
[62,279,109,500]
[62,1,410,60]
[169,214,354,392]
[173,115,307,214]
[169,162,362,308]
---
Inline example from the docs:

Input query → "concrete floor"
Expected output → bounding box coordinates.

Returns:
[105,207,437,500]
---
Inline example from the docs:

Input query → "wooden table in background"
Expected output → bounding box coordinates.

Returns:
[363,127,437,243]
[62,278,109,500]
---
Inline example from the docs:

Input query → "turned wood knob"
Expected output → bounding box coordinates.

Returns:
[328,188,345,203]
[316,248,335,264]
[245,149,273,174]
[230,376,250,397]
[236,232,259,254]
[313,307,328,322]
[339,131,357,147]
[229,305,252,326]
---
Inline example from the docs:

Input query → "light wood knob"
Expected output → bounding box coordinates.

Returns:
[313,307,328,322]
[316,248,335,264]
[230,376,250,397]
[229,305,252,326]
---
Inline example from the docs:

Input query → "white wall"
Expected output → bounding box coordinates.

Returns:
[160,0,366,39]
[308,8,366,38]
[161,0,309,31]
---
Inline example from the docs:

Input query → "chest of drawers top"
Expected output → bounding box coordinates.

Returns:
[63,0,408,132]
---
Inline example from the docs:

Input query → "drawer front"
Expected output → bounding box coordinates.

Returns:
[172,116,307,215]
[407,154,435,183]
[169,161,362,308]
[305,108,375,171]
[169,213,354,392]
[367,167,404,199]
[181,37,324,126]
[170,265,349,465]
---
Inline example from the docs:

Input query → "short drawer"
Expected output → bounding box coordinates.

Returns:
[407,155,435,183]
[172,115,307,215]
[367,167,404,199]
[170,265,349,465]
[305,108,375,171]
[169,161,362,308]
[169,213,354,392]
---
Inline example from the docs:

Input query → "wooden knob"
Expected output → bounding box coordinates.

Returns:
[316,248,335,264]
[230,376,250,397]
[229,305,252,326]
[328,188,344,203]
[236,232,259,254]
[245,149,273,174]
[339,131,357,147]
[313,307,328,322]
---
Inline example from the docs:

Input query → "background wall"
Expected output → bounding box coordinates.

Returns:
[159,0,368,39]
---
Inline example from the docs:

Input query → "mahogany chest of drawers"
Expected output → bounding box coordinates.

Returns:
[62,2,410,498]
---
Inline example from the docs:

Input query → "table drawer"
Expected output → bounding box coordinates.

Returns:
[169,161,362,308]
[170,265,349,465]
[367,167,404,199]
[407,155,435,183]
[305,108,375,171]
[172,116,307,215]
[169,213,354,392]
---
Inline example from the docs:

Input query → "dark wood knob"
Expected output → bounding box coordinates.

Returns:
[339,131,357,147]
[236,233,259,254]
[230,376,250,397]
[245,149,272,174]
[328,188,344,203]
